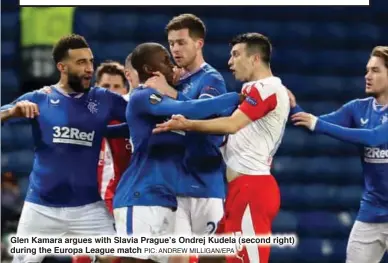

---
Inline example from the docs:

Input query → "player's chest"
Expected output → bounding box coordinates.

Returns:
[354,107,388,129]
[178,78,202,99]
[36,96,109,138]
[355,107,388,153]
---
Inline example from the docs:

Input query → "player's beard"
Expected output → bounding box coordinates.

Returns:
[67,72,91,93]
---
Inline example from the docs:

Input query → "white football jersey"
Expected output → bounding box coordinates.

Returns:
[221,76,289,177]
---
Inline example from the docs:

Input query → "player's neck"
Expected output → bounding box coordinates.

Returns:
[185,54,205,73]
[58,79,77,94]
[375,92,388,105]
[250,66,273,81]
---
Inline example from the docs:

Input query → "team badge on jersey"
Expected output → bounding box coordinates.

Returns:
[149,93,163,104]
[86,99,99,114]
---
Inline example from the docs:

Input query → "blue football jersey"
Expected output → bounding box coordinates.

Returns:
[1,86,127,207]
[113,86,240,209]
[307,97,388,223]
[176,63,230,198]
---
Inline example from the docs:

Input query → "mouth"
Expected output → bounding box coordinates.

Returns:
[366,83,372,89]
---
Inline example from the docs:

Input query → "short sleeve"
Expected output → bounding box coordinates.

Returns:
[239,83,277,121]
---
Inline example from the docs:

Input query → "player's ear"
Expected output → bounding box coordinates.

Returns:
[57,62,66,73]
[143,64,153,75]
[196,39,204,49]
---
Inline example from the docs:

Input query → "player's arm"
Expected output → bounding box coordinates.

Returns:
[104,123,129,138]
[1,92,39,122]
[293,112,388,146]
[107,89,128,122]
[133,88,243,120]
[291,99,356,127]
[103,90,129,138]
[154,84,276,134]
[315,119,388,146]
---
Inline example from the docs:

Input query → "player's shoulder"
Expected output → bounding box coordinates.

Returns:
[345,97,373,108]
[200,63,224,81]
[243,77,284,97]
[128,86,163,105]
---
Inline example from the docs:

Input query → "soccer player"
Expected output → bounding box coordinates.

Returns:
[289,46,388,263]
[152,33,290,263]
[1,34,127,263]
[146,15,227,262]
[112,42,244,263]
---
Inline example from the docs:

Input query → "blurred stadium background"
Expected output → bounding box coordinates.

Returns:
[2,4,388,263]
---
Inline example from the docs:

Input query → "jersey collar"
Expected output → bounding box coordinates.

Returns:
[372,98,388,112]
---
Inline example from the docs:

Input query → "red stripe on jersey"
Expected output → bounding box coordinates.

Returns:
[239,84,277,121]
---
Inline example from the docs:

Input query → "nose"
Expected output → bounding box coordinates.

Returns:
[85,61,94,74]
[228,57,233,67]
[170,43,180,54]
[365,71,371,81]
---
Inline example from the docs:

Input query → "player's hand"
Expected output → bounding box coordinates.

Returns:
[10,100,40,119]
[286,88,297,108]
[238,93,247,104]
[152,114,190,134]
[172,66,185,85]
[291,112,318,131]
[145,72,178,99]
[38,86,53,94]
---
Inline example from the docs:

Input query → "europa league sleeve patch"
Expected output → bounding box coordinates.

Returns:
[149,93,163,104]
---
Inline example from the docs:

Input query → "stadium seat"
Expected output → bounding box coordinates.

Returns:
[88,41,138,65]
[280,185,362,210]
[296,238,347,262]
[1,41,16,68]
[297,211,356,238]
[11,124,34,150]
[102,13,140,39]
[1,12,19,40]
[273,210,298,233]
[273,157,362,183]
[1,125,14,151]
[73,11,102,40]
[2,70,19,93]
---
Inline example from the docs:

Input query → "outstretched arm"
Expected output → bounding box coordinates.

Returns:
[1,92,39,122]
[132,88,242,120]
[292,112,388,146]
[153,82,278,134]
[315,119,388,146]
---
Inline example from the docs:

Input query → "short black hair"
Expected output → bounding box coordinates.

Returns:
[52,34,90,64]
[131,42,165,82]
[95,61,126,85]
[165,13,206,39]
[230,33,272,65]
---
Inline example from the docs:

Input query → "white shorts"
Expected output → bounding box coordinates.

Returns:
[12,201,115,263]
[175,197,224,235]
[346,220,388,263]
[113,206,175,263]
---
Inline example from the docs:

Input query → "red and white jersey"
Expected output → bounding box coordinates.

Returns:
[221,76,289,176]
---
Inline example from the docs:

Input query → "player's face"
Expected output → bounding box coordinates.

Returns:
[63,48,94,92]
[228,43,253,82]
[97,73,127,95]
[148,49,175,85]
[365,56,388,96]
[168,29,200,68]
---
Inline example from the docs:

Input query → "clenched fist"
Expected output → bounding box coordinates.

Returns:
[10,100,40,119]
